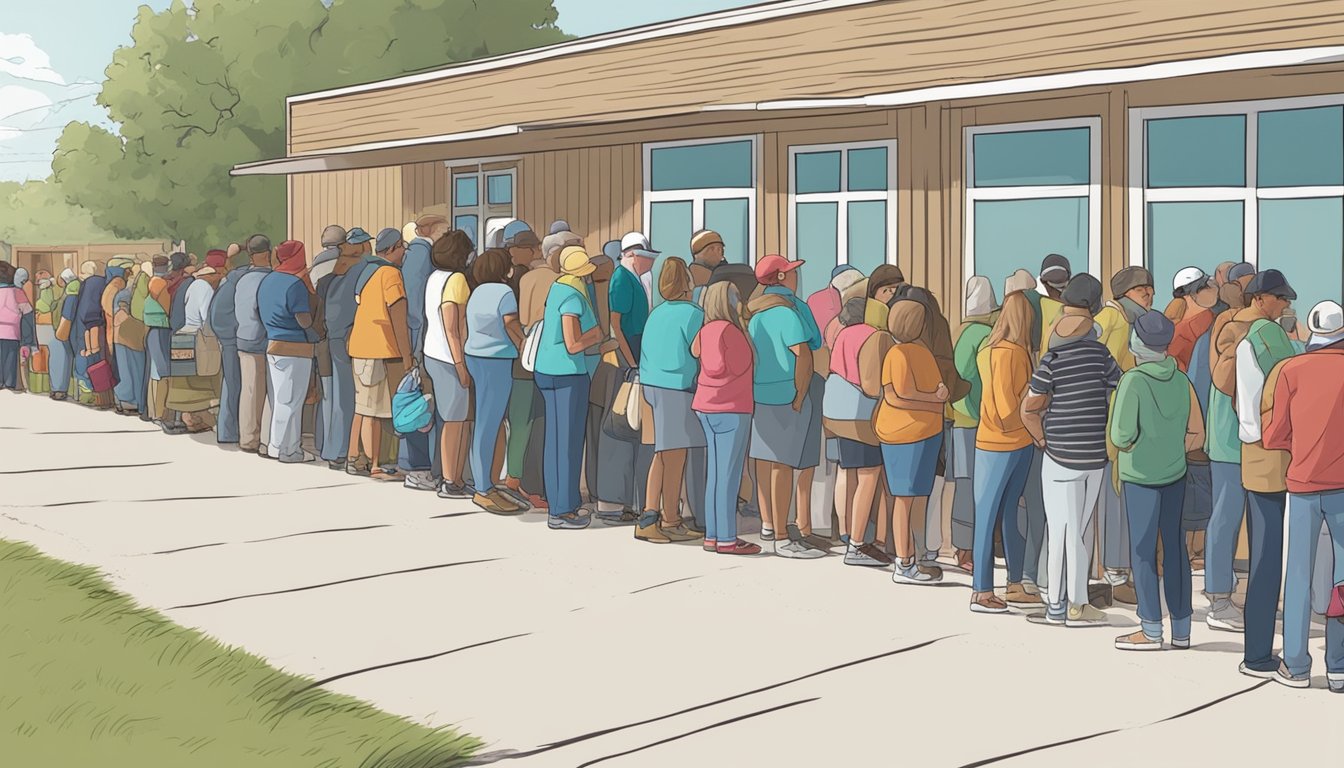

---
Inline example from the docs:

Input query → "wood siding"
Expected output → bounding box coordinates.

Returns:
[288,166,406,262]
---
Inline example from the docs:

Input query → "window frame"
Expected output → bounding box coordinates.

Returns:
[963,117,1103,288]
[642,135,759,264]
[450,165,518,253]
[1127,94,1344,269]
[786,139,899,273]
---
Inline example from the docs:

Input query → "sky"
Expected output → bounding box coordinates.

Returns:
[0,0,761,182]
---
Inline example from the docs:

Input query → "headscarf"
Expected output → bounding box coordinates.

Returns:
[963,275,997,318]
[1130,329,1167,365]
[205,250,227,270]
[275,240,311,290]
[59,267,77,285]
[13,267,28,289]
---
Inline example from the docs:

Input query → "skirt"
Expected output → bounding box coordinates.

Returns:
[643,384,705,452]
[425,356,470,422]
[750,374,823,470]
[166,374,220,413]
[881,432,944,497]
[837,437,882,469]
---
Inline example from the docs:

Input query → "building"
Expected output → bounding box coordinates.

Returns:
[232,0,1344,316]
[7,241,171,281]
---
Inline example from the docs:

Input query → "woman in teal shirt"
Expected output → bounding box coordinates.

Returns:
[535,246,604,530]
[635,257,706,545]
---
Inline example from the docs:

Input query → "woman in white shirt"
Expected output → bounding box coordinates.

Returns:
[424,230,476,498]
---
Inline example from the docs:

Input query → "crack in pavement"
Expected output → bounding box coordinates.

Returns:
[7,482,364,509]
[0,461,171,475]
[151,542,228,555]
[430,511,484,519]
[629,575,702,594]
[955,680,1270,767]
[479,634,959,762]
[573,698,821,768]
[243,523,392,544]
[32,429,160,435]
[167,558,504,610]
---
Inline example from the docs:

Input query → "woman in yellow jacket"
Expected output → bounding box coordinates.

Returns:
[970,292,1043,613]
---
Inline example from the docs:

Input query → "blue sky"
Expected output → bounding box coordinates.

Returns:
[0,0,760,182]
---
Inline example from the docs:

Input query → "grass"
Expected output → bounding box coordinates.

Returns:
[0,538,479,767]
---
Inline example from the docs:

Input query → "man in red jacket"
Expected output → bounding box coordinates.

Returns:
[1262,299,1344,694]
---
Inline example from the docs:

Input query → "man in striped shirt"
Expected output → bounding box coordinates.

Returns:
[1021,274,1122,627]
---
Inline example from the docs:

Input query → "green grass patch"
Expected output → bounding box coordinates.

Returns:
[0,539,479,767]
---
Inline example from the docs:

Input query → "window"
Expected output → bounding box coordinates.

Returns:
[788,141,898,298]
[965,119,1101,303]
[451,167,516,251]
[1130,98,1344,318]
[644,137,757,299]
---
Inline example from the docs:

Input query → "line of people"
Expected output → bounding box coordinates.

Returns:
[3,223,1342,692]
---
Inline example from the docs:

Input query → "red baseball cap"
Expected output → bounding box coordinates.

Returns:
[754,253,805,286]
[205,249,227,269]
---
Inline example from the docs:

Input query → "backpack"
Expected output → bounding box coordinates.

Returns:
[391,367,434,436]
[169,276,195,334]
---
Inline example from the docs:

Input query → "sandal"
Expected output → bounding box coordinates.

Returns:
[703,539,718,552]
[717,539,763,556]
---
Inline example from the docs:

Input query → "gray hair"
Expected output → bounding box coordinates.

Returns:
[246,234,271,254]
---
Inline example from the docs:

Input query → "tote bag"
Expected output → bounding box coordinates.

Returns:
[520,319,544,373]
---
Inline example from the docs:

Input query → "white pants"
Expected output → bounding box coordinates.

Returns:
[266,354,312,462]
[1041,454,1103,611]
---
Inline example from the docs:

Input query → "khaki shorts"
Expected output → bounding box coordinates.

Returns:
[353,357,401,418]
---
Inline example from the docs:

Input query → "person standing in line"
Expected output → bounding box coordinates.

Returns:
[0,262,32,391]
[534,246,604,530]
[110,264,146,414]
[347,228,414,481]
[72,261,115,409]
[233,237,274,453]
[692,281,759,555]
[210,246,255,445]
[320,229,372,470]
[1264,299,1344,692]
[970,292,1041,613]
[400,214,451,492]
[506,220,550,508]
[634,257,705,544]
[1169,267,1220,571]
[464,249,526,515]
[1232,269,1298,680]
[48,267,79,401]
[423,230,478,499]
[169,252,222,432]
[688,229,726,302]
[309,225,348,460]
[1111,311,1204,651]
[1020,274,1120,627]
[31,270,58,395]
[808,266,864,342]
[256,241,317,463]
[949,276,998,574]
[826,297,887,567]
[864,264,904,331]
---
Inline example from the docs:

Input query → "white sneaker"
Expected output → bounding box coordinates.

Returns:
[774,540,825,559]
[1206,599,1245,632]
[403,470,437,492]
[892,558,941,585]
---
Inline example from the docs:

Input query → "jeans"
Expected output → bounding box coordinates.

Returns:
[972,446,1034,593]
[597,426,654,510]
[113,344,146,411]
[1125,479,1192,642]
[1041,455,1103,612]
[466,356,514,493]
[536,372,589,517]
[216,339,241,443]
[265,354,312,462]
[1098,463,1130,571]
[0,339,19,388]
[322,341,355,462]
[950,427,976,551]
[697,411,751,545]
[1205,461,1247,595]
[1284,490,1344,676]
[1020,447,1046,584]
[685,446,708,529]
[1244,490,1286,670]
[48,338,73,396]
[1182,461,1212,532]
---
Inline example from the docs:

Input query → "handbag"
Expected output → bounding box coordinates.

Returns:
[193,326,222,378]
[601,368,641,442]
[87,358,115,393]
[1328,584,1344,619]
[169,332,198,377]
[30,346,49,374]
[520,319,544,373]
[119,315,148,350]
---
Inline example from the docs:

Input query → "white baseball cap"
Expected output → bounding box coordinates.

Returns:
[1307,300,1344,335]
[620,231,660,259]
[1172,266,1210,296]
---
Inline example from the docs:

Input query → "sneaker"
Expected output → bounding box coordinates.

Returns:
[487,489,525,512]
[775,540,825,559]
[1239,660,1283,680]
[1021,577,1041,596]
[1065,604,1108,627]
[436,481,474,499]
[526,493,548,511]
[1190,557,1206,576]
[1206,598,1245,632]
[1328,675,1344,694]
[1273,662,1311,689]
[760,527,775,542]
[278,451,318,464]
[155,420,188,435]
[952,549,974,574]
[1115,631,1164,651]
[635,521,671,544]
[661,522,702,542]
[1171,637,1191,650]
[844,542,894,567]
[472,492,519,515]
[346,459,371,477]
[1111,581,1138,605]
[403,471,438,492]
[893,557,940,585]
[327,459,347,472]
[970,593,1009,614]
[548,512,591,530]
[683,519,706,536]
[1027,611,1066,626]
[596,509,639,525]
[717,539,763,555]
[1004,582,1043,605]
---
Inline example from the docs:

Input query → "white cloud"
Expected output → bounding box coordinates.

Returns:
[0,33,66,85]
[0,85,54,142]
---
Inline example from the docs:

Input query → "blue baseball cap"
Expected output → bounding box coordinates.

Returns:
[375,227,403,254]
[602,240,623,262]
[346,227,373,245]
[503,220,540,248]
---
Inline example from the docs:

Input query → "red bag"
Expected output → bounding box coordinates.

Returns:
[88,358,115,393]
[1328,584,1344,620]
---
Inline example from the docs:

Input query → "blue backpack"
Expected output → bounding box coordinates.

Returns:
[391,366,434,436]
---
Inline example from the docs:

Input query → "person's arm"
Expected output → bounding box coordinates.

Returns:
[443,301,469,386]
[1185,381,1206,453]
[390,299,413,369]
[1021,391,1048,447]
[1108,376,1138,452]
[1262,368,1294,452]
[1235,338,1265,443]
[503,313,525,350]
[953,327,982,384]
[611,311,634,366]
[790,343,813,412]
[690,331,701,360]
[562,313,604,353]
[858,333,891,399]
[1169,325,1194,373]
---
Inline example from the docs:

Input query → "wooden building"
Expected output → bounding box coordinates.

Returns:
[233,0,1344,317]
[8,241,171,282]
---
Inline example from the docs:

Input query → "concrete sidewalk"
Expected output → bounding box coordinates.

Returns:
[0,392,1334,767]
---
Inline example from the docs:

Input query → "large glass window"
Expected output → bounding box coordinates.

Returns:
[452,167,515,251]
[644,137,757,300]
[788,141,897,298]
[1133,98,1344,314]
[965,119,1100,301]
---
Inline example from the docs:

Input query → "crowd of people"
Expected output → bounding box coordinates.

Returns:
[2,217,1342,692]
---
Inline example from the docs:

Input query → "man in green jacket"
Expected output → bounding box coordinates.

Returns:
[1109,310,1205,652]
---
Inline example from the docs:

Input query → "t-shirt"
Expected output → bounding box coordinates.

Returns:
[465,283,520,359]
[534,282,597,377]
[976,341,1034,451]
[424,270,470,364]
[693,320,753,414]
[0,285,32,341]
[874,342,944,445]
[765,286,822,351]
[1028,339,1122,469]
[608,265,649,340]
[639,300,704,391]
[349,265,408,360]
[233,268,271,354]
[257,272,312,344]
[748,304,808,406]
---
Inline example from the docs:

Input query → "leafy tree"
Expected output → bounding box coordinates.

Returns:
[53,0,568,252]
[0,179,117,247]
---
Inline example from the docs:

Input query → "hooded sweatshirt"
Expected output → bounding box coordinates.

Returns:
[1109,356,1194,486]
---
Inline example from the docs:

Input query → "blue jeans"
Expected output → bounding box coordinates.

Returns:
[972,446,1034,593]
[1205,461,1247,595]
[48,338,73,396]
[112,344,146,411]
[1284,490,1344,676]
[466,356,514,493]
[0,339,18,388]
[1244,490,1286,670]
[321,342,355,462]
[399,412,438,475]
[217,339,241,443]
[1125,479,1192,642]
[697,411,751,545]
[536,372,590,517]
[1182,461,1212,532]
[1020,446,1046,584]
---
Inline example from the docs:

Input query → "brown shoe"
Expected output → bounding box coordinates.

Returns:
[1004,582,1043,605]
[487,488,526,513]
[661,522,702,542]
[970,592,1009,614]
[1114,630,1163,651]
[1111,581,1139,605]
[635,521,671,544]
[475,491,522,516]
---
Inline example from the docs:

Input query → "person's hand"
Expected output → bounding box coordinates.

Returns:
[455,361,471,389]
[1034,437,1046,450]
[792,391,806,412]
[934,383,949,402]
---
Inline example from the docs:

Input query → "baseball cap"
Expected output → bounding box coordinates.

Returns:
[503,220,540,249]
[346,227,373,245]
[1110,266,1153,299]
[620,231,660,259]
[548,220,571,236]
[1061,273,1103,313]
[754,253,804,286]
[602,240,623,262]
[558,245,596,277]
[1307,300,1344,335]
[1227,262,1256,282]
[1172,266,1210,297]
[1244,268,1297,300]
[542,231,582,260]
[690,229,724,255]
[320,225,348,248]
[375,227,403,254]
[1040,253,1071,284]
[1134,309,1175,349]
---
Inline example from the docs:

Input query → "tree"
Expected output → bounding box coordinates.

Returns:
[53,0,569,252]
[0,179,118,247]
